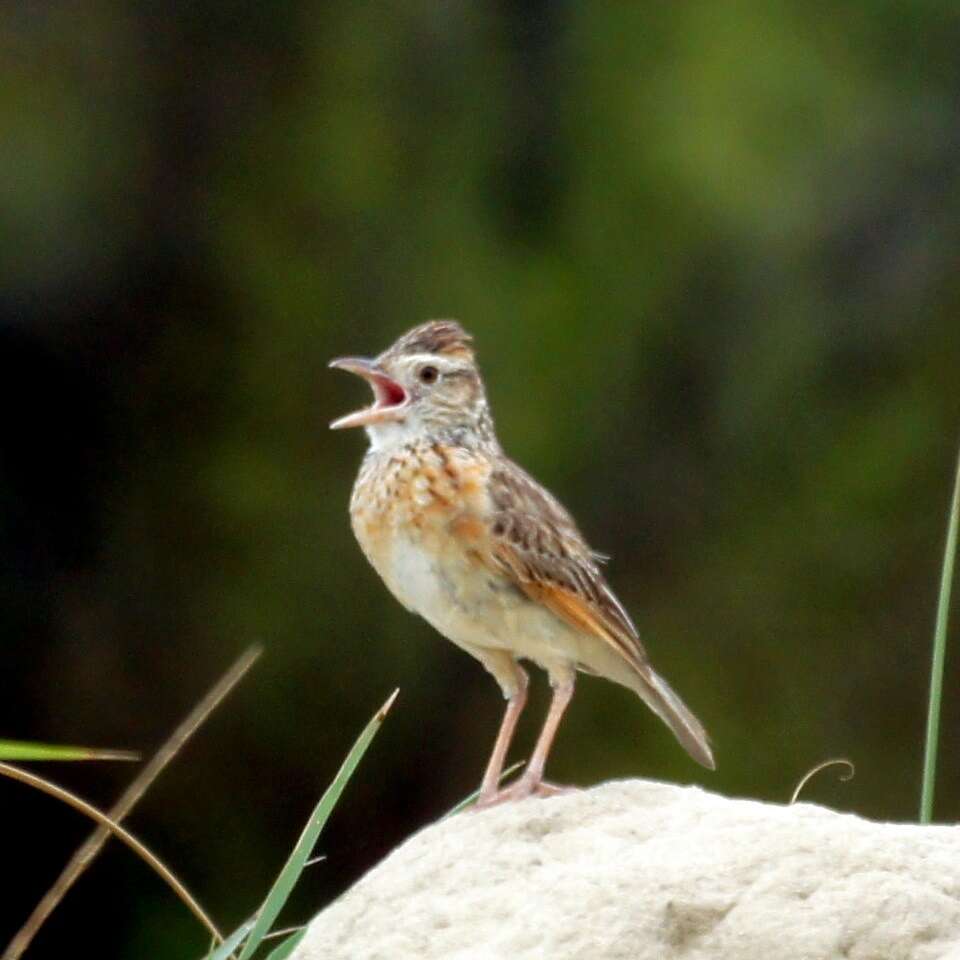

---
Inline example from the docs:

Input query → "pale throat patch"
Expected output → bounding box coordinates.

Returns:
[365,416,423,452]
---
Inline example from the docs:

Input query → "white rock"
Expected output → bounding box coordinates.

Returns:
[292,780,960,960]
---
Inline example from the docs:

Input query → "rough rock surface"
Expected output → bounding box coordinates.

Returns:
[292,780,960,960]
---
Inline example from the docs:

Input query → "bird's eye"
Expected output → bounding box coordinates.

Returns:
[418,365,439,384]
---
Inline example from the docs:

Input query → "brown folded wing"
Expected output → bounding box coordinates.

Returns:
[472,457,714,770]
[484,459,649,670]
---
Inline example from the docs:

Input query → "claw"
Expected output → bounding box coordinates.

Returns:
[474,776,576,808]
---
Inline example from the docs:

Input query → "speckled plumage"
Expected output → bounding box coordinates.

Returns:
[332,320,713,803]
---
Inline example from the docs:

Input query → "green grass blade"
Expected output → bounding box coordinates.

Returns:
[0,740,138,762]
[920,443,960,824]
[440,760,526,819]
[262,929,306,960]
[235,689,398,960]
[201,918,255,960]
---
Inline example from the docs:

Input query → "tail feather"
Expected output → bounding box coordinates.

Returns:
[634,666,715,770]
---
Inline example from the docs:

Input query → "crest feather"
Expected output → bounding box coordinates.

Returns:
[384,320,474,360]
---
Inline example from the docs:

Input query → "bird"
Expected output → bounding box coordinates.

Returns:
[330,320,714,805]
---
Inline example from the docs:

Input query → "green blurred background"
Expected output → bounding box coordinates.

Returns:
[2,1,959,956]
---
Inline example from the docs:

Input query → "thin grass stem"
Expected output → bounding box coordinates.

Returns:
[0,762,221,943]
[920,442,960,824]
[3,645,261,960]
[440,760,526,819]
[789,758,854,804]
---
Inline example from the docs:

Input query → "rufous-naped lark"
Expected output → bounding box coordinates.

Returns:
[331,320,713,805]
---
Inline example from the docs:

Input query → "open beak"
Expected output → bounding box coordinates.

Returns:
[329,357,409,430]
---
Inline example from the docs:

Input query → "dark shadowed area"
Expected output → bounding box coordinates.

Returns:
[2,2,959,957]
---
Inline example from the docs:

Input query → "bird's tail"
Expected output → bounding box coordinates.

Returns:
[632,665,715,770]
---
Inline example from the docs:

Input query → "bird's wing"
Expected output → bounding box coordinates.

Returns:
[472,457,714,771]
[482,458,649,669]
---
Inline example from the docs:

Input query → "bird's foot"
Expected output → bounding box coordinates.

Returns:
[474,774,576,809]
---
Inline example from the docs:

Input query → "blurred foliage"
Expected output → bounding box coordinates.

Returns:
[1,1,959,956]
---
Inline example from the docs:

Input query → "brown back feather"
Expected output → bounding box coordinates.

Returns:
[485,459,648,667]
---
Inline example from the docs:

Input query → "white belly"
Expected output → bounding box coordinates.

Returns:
[382,534,588,673]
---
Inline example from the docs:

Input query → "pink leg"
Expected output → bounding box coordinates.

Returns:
[501,677,576,802]
[476,664,529,807]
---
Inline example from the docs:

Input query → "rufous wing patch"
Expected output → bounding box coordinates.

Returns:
[521,578,643,667]
[487,539,647,669]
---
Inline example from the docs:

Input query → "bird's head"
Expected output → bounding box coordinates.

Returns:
[330,320,494,449]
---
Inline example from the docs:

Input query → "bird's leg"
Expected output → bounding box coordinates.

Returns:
[475,657,529,808]
[505,673,576,801]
